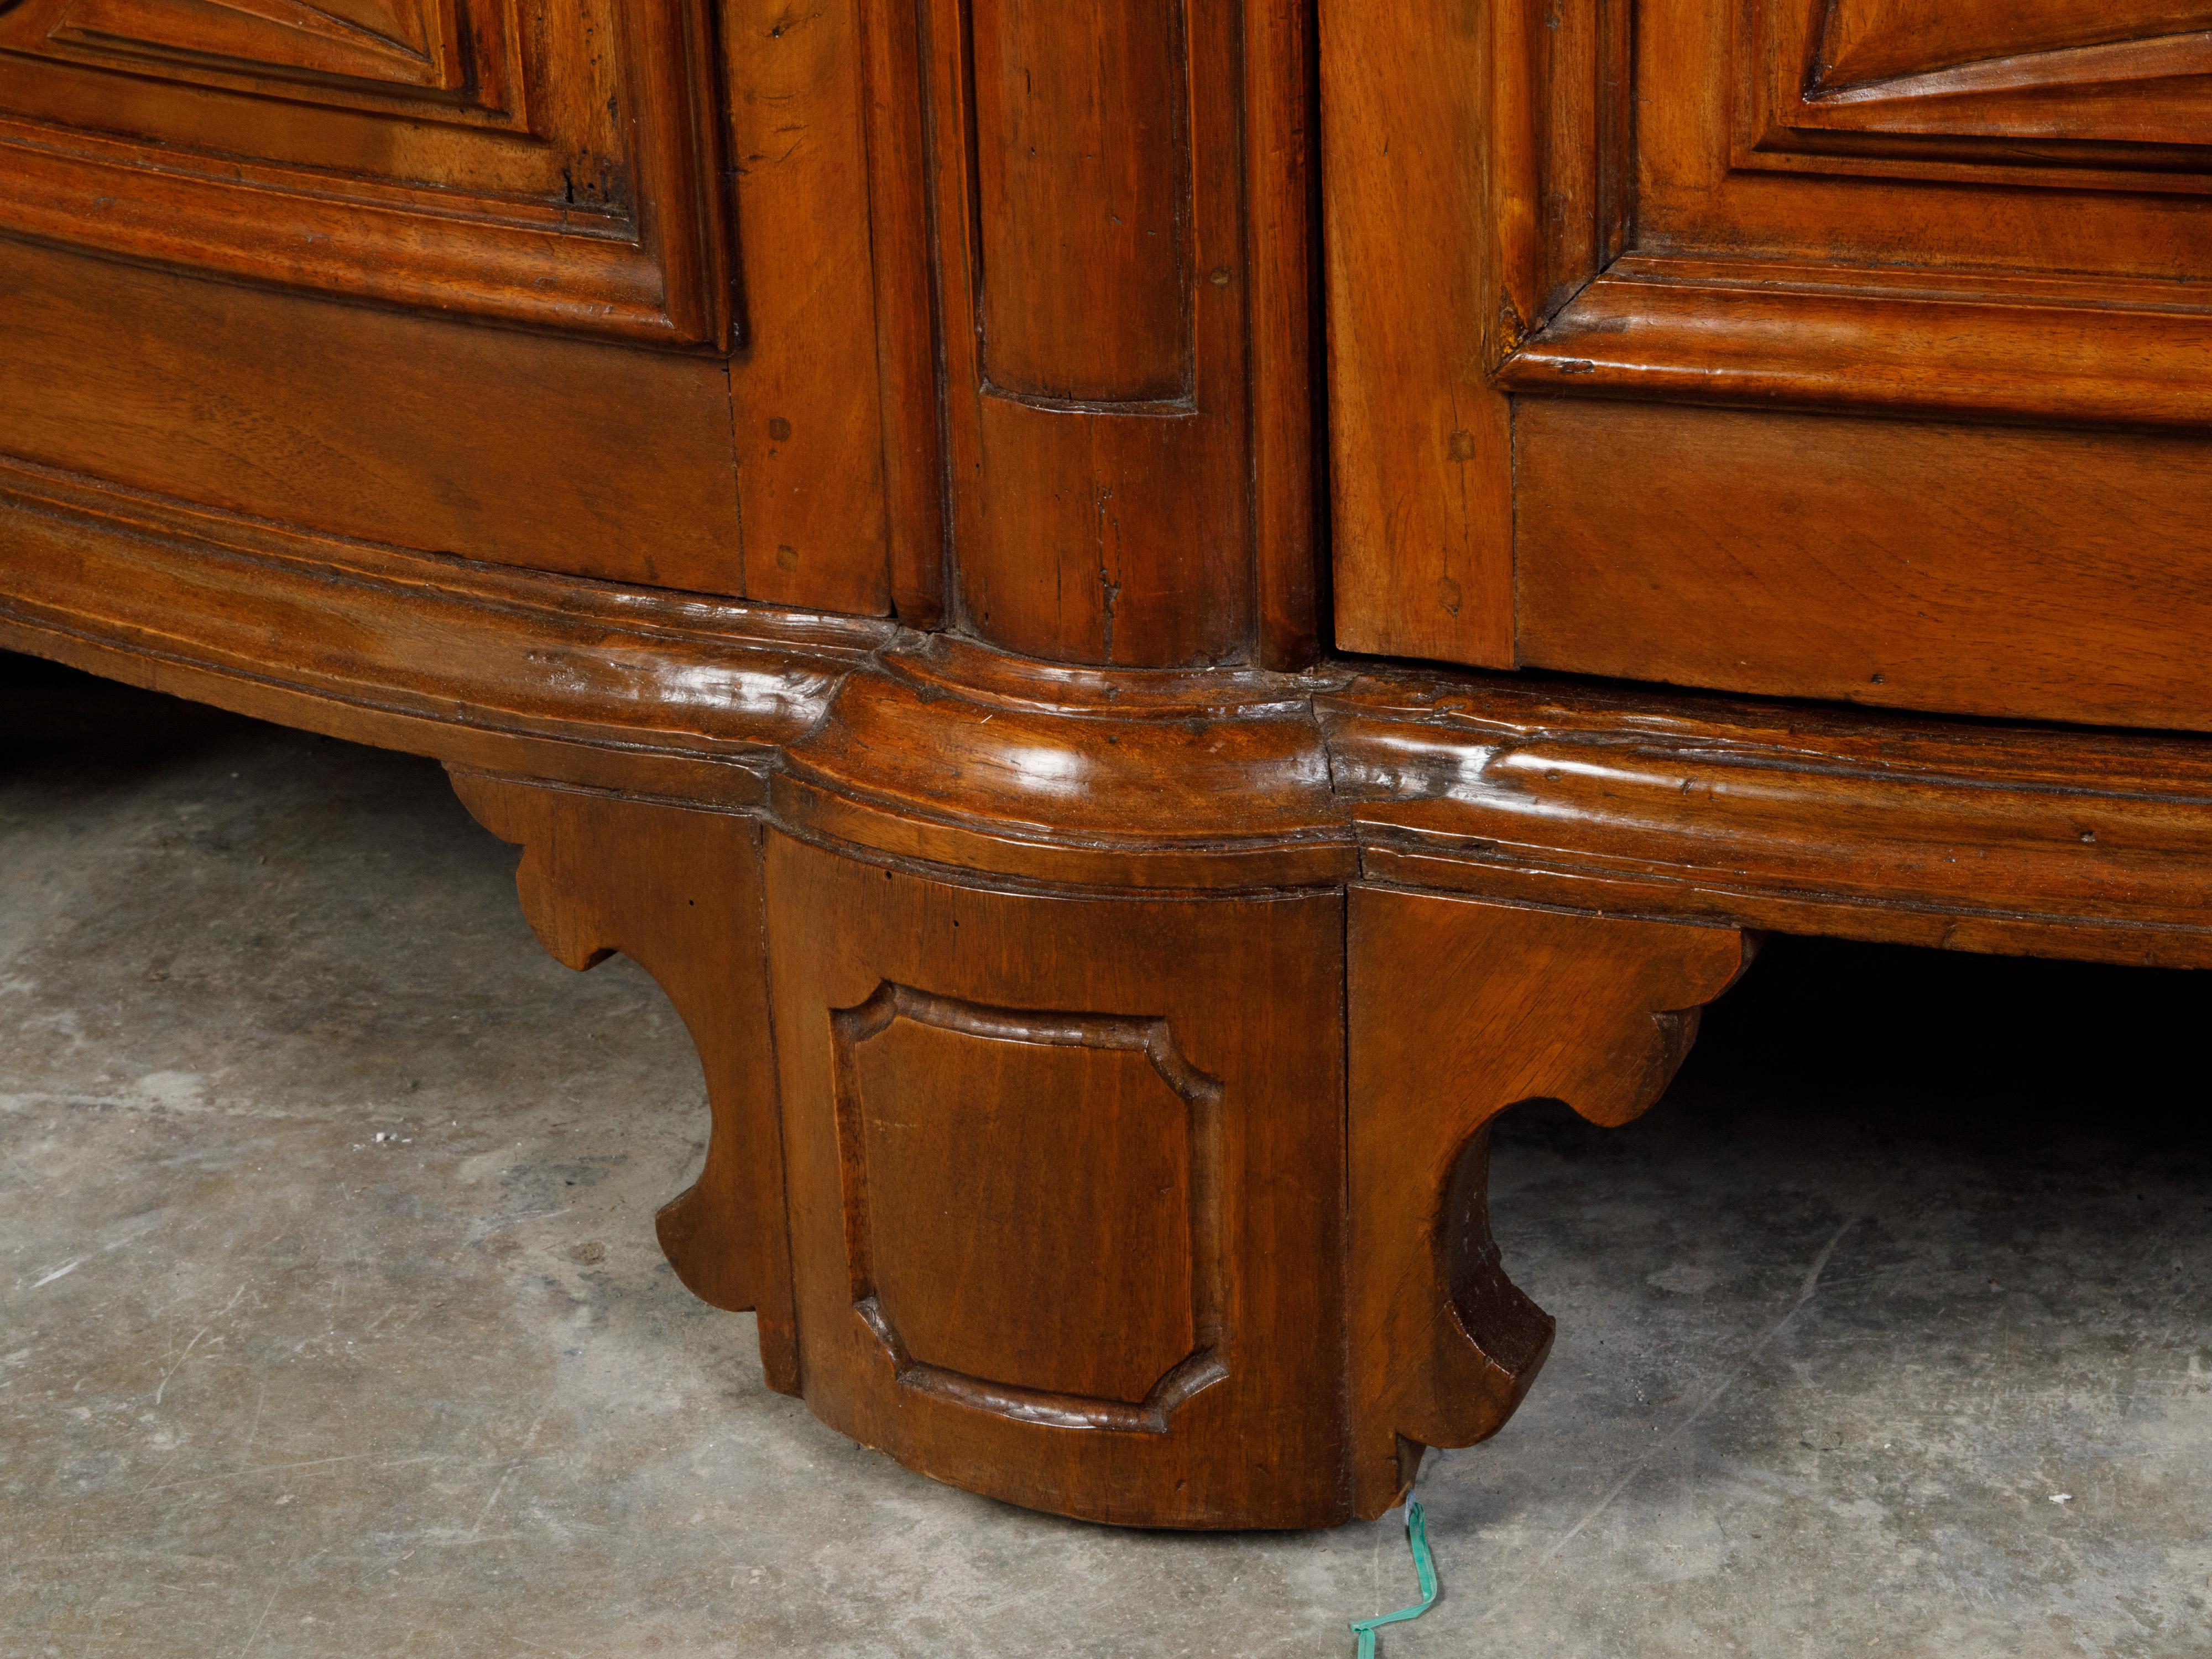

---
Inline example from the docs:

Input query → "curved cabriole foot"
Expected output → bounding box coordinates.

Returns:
[1347,888,1755,1516]
[448,769,800,1395]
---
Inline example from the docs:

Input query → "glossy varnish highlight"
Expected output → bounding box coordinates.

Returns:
[8,0,2212,1533]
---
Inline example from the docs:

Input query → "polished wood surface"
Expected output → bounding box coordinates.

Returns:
[14,474,2212,967]
[765,833,1345,1526]
[1319,0,1511,667]
[1326,673,2212,970]
[9,0,2212,1532]
[969,0,1193,404]
[1325,0,2212,732]
[0,0,729,341]
[726,0,896,616]
[0,243,749,593]
[921,0,1319,667]
[15,477,2212,1522]
[1496,257,2212,430]
[1513,401,2212,728]
[0,0,940,614]
[452,774,799,1392]
[1349,891,1751,1514]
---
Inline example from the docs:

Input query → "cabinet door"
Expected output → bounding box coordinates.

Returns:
[0,0,905,613]
[1326,0,2212,730]
[0,0,726,340]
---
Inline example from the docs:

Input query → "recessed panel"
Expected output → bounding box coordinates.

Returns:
[765,836,1350,1526]
[1817,0,2212,87]
[834,985,1222,1420]
[0,0,726,341]
[969,0,1193,405]
[1325,0,2212,699]
[921,0,1271,666]
[1745,0,2212,175]
[44,0,473,97]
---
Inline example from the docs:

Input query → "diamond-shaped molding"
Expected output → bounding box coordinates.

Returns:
[1745,0,2212,174]
[0,0,727,342]
[1814,0,2212,91]
[45,0,463,95]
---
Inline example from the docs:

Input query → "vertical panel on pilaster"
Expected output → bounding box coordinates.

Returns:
[921,0,1314,668]
[973,0,1194,406]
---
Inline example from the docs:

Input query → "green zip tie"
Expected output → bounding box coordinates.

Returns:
[1349,1499,1439,1658]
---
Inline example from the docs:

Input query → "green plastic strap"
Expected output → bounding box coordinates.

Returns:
[1349,1499,1439,1658]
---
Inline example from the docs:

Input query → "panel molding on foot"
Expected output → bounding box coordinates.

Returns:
[765,830,1348,1528]
[832,983,1227,1432]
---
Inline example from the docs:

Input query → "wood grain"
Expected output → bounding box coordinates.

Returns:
[922,0,1236,665]
[1499,257,2212,429]
[1657,0,2212,241]
[16,0,2212,1537]
[0,241,747,593]
[1320,0,1512,666]
[1247,0,1323,669]
[450,771,800,1393]
[1326,670,2212,969]
[969,0,1192,404]
[725,0,894,615]
[1348,888,1750,1514]
[49,0,469,91]
[1513,399,2212,732]
[21,444,2212,1528]
[0,452,874,805]
[1324,0,2212,700]
[14,453,2212,965]
[0,0,730,341]
[1816,0,2212,87]
[763,832,1347,1528]
[858,0,948,627]
[1771,0,2212,160]
[920,0,1318,667]
[834,984,1220,1421]
[771,634,1352,890]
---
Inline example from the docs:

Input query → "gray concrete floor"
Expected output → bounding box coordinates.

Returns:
[3,650,2210,1658]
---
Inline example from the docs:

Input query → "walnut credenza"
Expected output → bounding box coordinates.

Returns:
[6,0,2211,1528]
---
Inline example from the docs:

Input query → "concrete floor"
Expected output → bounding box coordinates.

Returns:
[3,651,2210,1659]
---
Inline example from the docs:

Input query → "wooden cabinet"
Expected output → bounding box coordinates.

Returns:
[1326,0,2212,729]
[7,0,2212,1530]
[0,0,729,341]
[906,0,1319,666]
[0,0,901,608]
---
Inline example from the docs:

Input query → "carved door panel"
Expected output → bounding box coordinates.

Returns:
[0,0,905,614]
[1327,0,2212,732]
[0,0,726,340]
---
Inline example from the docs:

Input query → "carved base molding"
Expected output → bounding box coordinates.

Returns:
[9,465,2212,1525]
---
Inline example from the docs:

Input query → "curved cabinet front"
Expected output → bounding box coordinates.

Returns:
[1324,0,2212,732]
[12,0,2212,1535]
